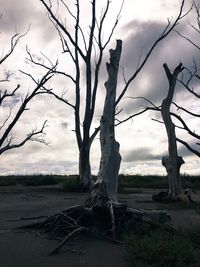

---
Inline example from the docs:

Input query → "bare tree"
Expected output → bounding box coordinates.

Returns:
[36,0,124,190]
[0,26,56,155]
[122,63,199,203]
[34,0,186,190]
[161,63,185,197]
[121,63,186,199]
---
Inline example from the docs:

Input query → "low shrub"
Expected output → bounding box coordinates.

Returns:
[0,177,16,186]
[126,228,200,267]
[118,174,168,191]
[118,174,200,192]
[23,175,58,186]
[62,176,82,192]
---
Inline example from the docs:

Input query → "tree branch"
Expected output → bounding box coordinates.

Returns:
[40,0,86,61]
[0,84,20,105]
[0,64,57,151]
[0,121,48,154]
[44,89,75,109]
[172,102,200,117]
[176,137,200,157]
[0,28,29,64]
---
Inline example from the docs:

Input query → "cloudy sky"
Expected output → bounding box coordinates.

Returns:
[0,0,199,176]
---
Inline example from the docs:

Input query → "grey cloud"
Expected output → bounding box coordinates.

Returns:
[123,141,199,164]
[123,147,164,163]
[0,0,35,32]
[1,94,21,108]
[0,0,57,45]
[61,121,69,129]
[21,160,77,174]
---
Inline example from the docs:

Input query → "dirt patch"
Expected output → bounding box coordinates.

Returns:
[1,185,200,267]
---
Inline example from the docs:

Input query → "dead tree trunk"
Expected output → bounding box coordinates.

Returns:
[92,40,122,202]
[161,63,185,197]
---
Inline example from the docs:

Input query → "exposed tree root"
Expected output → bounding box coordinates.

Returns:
[8,215,48,222]
[16,197,172,255]
[49,227,89,256]
[152,189,196,204]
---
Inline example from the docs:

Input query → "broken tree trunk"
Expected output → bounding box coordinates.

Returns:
[161,63,185,197]
[92,39,122,202]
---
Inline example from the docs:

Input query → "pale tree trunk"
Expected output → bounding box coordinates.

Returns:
[92,40,122,202]
[161,63,184,197]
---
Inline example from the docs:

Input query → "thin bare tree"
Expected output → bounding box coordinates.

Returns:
[120,63,186,199]
[122,60,199,201]
[161,63,185,197]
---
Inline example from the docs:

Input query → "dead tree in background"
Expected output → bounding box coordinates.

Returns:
[34,0,186,190]
[161,63,185,197]
[119,63,188,199]
[0,25,56,154]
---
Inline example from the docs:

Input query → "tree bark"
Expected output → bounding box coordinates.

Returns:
[79,144,92,190]
[161,63,184,197]
[93,40,122,202]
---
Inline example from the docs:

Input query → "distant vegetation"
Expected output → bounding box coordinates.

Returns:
[0,175,59,187]
[118,174,200,192]
[0,174,200,192]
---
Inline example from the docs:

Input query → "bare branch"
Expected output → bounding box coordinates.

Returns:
[172,102,200,117]
[174,30,200,50]
[40,0,86,61]
[0,64,57,151]
[123,93,200,142]
[171,111,200,140]
[0,28,29,65]
[90,2,124,127]
[44,89,75,109]
[115,108,148,126]
[0,121,48,154]
[151,118,164,124]
[176,137,200,157]
[102,0,124,49]
[0,84,20,105]
[25,48,76,84]
[128,96,161,110]
[60,0,76,20]
[0,107,12,131]
[89,126,100,146]
[178,78,200,98]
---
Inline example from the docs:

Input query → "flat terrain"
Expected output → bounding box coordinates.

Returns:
[1,184,200,267]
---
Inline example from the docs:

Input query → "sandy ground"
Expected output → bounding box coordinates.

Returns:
[1,185,200,267]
